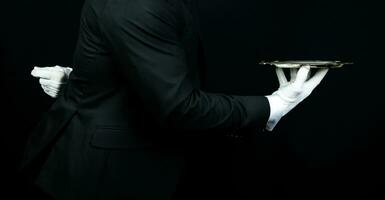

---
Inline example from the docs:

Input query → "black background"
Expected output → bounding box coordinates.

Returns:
[1,0,384,199]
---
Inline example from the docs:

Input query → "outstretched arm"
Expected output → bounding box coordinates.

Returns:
[100,1,270,134]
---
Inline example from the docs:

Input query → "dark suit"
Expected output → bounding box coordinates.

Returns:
[20,0,270,199]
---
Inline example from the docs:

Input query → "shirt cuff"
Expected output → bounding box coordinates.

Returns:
[265,95,285,131]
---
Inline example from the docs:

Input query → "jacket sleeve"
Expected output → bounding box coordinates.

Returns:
[100,0,270,134]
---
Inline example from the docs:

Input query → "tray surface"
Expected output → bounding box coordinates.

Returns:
[259,60,353,68]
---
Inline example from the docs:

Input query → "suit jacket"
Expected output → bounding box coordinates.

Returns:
[20,0,270,199]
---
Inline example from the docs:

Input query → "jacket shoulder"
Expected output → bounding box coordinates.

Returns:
[102,0,182,23]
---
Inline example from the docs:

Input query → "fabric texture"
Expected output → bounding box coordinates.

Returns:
[20,0,270,199]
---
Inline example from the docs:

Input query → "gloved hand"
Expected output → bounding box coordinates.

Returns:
[31,65,73,98]
[265,65,329,131]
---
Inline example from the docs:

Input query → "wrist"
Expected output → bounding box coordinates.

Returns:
[265,94,286,131]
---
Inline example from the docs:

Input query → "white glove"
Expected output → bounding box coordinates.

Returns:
[265,65,329,131]
[31,65,73,98]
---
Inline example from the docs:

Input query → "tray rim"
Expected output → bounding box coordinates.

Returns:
[259,60,353,68]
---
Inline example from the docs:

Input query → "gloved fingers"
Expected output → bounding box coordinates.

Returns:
[289,68,298,83]
[41,84,49,91]
[293,65,311,87]
[305,68,329,89]
[41,84,60,93]
[39,78,64,87]
[306,67,313,80]
[42,84,60,93]
[47,91,59,98]
[42,86,59,98]
[50,92,59,98]
[46,90,59,98]
[275,68,288,86]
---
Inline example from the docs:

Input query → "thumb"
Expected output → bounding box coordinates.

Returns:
[31,66,54,79]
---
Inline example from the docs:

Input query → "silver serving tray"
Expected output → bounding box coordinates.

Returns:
[259,60,353,68]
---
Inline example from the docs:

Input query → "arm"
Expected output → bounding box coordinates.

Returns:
[100,1,270,134]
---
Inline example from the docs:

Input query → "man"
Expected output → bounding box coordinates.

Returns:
[21,0,328,199]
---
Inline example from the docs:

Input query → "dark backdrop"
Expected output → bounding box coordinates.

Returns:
[1,0,384,199]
